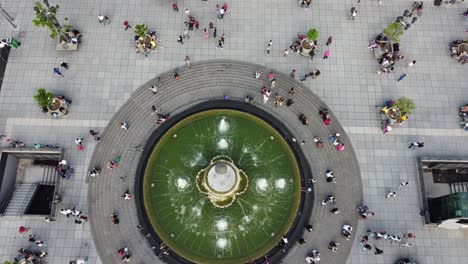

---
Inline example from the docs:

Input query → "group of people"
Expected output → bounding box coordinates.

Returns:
[449,39,468,64]
[56,159,74,179]
[134,27,161,58]
[360,229,416,251]
[59,207,88,224]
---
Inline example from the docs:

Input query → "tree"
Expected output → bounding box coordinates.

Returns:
[135,24,149,38]
[307,28,319,41]
[383,22,404,43]
[32,1,71,40]
[395,97,416,115]
[34,88,54,108]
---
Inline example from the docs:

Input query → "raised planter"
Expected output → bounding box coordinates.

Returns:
[299,38,312,57]
[47,98,68,116]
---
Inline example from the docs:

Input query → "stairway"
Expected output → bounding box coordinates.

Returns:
[2,184,38,216]
[449,182,468,194]
[41,165,56,186]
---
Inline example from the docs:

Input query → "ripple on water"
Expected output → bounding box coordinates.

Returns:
[216,238,228,249]
[218,118,229,133]
[176,178,189,191]
[275,179,286,189]
[217,139,229,149]
[256,178,268,192]
[216,219,228,232]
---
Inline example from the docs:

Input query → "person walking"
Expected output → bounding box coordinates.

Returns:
[326,36,333,46]
[120,122,129,130]
[399,181,409,189]
[290,69,296,79]
[185,56,192,69]
[406,60,416,68]
[386,191,397,199]
[185,9,190,17]
[213,27,217,38]
[311,70,321,79]
[123,21,131,30]
[53,67,64,77]
[177,35,184,45]
[283,49,289,57]
[350,7,358,20]
[19,226,30,234]
[149,85,158,94]
[323,50,330,59]
[216,39,224,50]
[172,2,179,12]
[202,28,209,39]
[183,29,190,39]
[411,17,418,24]
[397,73,407,82]
[408,141,424,149]
[266,40,272,54]
[59,61,69,69]
[374,246,384,255]
[98,15,110,25]
[6,37,21,48]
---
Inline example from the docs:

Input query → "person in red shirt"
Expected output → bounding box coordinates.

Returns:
[19,226,30,234]
[123,21,131,30]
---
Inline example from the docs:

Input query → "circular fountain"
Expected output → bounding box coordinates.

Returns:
[141,108,304,264]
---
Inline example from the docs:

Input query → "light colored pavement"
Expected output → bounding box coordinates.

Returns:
[0,0,467,263]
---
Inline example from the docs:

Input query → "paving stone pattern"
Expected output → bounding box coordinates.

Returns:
[0,0,466,264]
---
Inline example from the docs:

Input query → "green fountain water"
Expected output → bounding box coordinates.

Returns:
[143,109,301,263]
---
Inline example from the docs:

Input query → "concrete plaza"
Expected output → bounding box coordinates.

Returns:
[0,0,467,263]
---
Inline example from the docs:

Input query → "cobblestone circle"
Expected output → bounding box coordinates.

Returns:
[88,60,363,264]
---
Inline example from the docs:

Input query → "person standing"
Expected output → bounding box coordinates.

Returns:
[177,35,184,45]
[323,50,330,59]
[374,246,384,255]
[213,27,217,38]
[53,68,64,77]
[216,39,224,50]
[120,122,129,130]
[59,61,69,69]
[183,29,190,39]
[185,9,190,17]
[266,40,272,54]
[283,49,289,57]
[326,36,333,46]
[202,28,209,39]
[350,7,358,20]
[399,181,409,189]
[123,21,131,30]
[386,191,397,199]
[185,56,192,69]
[397,73,407,82]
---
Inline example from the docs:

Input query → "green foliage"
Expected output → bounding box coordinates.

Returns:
[383,22,404,42]
[3,261,11,264]
[307,28,319,41]
[395,96,416,115]
[32,2,70,39]
[135,24,149,38]
[34,88,54,108]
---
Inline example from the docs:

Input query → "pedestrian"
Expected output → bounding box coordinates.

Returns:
[255,70,262,79]
[408,142,424,149]
[149,85,158,94]
[183,29,190,39]
[362,244,372,251]
[289,87,295,95]
[286,98,294,106]
[262,89,271,104]
[122,190,132,200]
[290,70,296,79]
[314,136,324,148]
[221,34,226,44]
[266,40,272,54]
[283,49,289,57]
[213,27,217,38]
[172,2,178,12]
[194,20,199,29]
[98,15,110,25]
[216,39,224,50]
[397,73,407,82]
[399,241,411,248]
[177,35,184,45]
[77,144,84,151]
[305,224,314,232]
[411,17,418,24]
[371,245,383,254]
[406,60,416,68]
[75,138,83,145]
[330,207,340,214]
[219,6,225,18]
[185,56,192,69]
[5,37,21,48]
[111,214,120,224]
[53,67,64,77]
[270,79,276,88]
[298,238,306,245]
[350,7,358,20]
[123,21,131,30]
[120,122,129,130]
[336,143,345,151]
[19,226,30,234]
[35,240,47,247]
[329,241,339,252]
[44,217,55,222]
[222,2,228,13]
[89,130,100,142]
[326,36,333,46]
[326,170,336,183]
[59,61,69,69]
[399,181,409,189]
[203,28,209,39]
[323,50,330,59]
[173,71,180,80]
[386,191,397,199]
[185,8,190,17]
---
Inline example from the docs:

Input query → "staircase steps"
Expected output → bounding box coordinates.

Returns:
[3,184,38,216]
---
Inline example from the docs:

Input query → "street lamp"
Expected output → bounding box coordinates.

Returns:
[0,3,17,28]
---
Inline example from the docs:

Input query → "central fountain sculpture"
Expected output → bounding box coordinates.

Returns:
[196,156,249,208]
